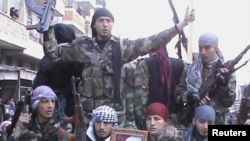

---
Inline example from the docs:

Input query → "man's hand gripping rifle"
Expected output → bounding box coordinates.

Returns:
[183,45,250,124]
[25,0,56,32]
[71,76,86,141]
[197,44,250,105]
[7,88,33,138]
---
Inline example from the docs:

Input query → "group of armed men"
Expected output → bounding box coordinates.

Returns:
[4,4,250,141]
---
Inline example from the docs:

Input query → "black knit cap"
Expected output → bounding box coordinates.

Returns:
[91,8,114,37]
[54,23,76,43]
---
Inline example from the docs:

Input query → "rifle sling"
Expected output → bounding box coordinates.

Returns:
[111,41,122,104]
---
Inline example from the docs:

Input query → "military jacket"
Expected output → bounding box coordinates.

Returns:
[11,116,65,141]
[123,62,138,128]
[43,26,179,126]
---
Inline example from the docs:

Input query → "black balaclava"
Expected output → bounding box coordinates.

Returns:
[54,23,76,44]
[90,8,114,38]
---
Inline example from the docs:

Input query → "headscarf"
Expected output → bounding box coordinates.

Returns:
[194,105,215,121]
[186,32,224,93]
[31,85,57,110]
[146,102,169,122]
[86,105,118,141]
[92,105,118,123]
[156,47,172,105]
[90,8,114,37]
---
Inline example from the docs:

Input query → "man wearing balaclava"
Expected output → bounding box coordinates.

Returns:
[175,32,236,126]
[184,105,216,141]
[43,6,195,128]
[8,85,75,141]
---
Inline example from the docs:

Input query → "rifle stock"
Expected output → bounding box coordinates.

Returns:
[71,76,86,141]
[25,0,56,32]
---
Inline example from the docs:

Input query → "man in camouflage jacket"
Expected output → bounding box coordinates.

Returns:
[7,86,75,141]
[43,8,195,127]
[174,33,236,126]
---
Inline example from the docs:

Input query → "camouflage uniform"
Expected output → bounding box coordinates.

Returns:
[134,56,186,129]
[174,64,236,126]
[43,26,179,127]
[123,61,138,129]
[134,58,149,129]
[8,115,67,141]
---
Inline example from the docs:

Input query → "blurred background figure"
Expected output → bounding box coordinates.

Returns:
[0,113,12,141]
[9,7,19,19]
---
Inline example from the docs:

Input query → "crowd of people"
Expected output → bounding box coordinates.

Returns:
[2,2,249,141]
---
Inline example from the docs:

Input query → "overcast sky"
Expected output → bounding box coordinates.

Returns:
[105,0,250,86]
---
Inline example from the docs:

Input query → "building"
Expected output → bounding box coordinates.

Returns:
[0,0,104,120]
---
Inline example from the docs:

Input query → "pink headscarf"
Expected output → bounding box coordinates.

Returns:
[31,85,57,110]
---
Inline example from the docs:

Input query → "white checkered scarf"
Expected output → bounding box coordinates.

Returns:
[92,105,118,123]
[31,85,57,110]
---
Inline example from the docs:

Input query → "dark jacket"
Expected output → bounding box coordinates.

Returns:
[32,55,83,116]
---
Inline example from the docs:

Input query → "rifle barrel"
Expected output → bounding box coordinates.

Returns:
[232,45,250,63]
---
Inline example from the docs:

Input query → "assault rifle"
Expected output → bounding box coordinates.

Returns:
[25,0,56,32]
[183,45,250,124]
[7,88,33,138]
[71,76,86,141]
[168,0,188,59]
[198,44,250,104]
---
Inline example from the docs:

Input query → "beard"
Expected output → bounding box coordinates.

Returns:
[93,125,109,141]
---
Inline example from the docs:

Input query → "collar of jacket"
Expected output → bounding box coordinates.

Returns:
[92,35,120,43]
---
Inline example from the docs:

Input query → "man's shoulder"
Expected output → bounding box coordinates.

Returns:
[135,57,149,67]
[71,35,94,50]
[170,57,186,64]
[74,35,93,43]
[170,58,186,69]
[123,61,136,69]
[111,35,120,42]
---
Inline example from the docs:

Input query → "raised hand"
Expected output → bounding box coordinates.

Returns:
[17,112,32,129]
[176,8,195,32]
